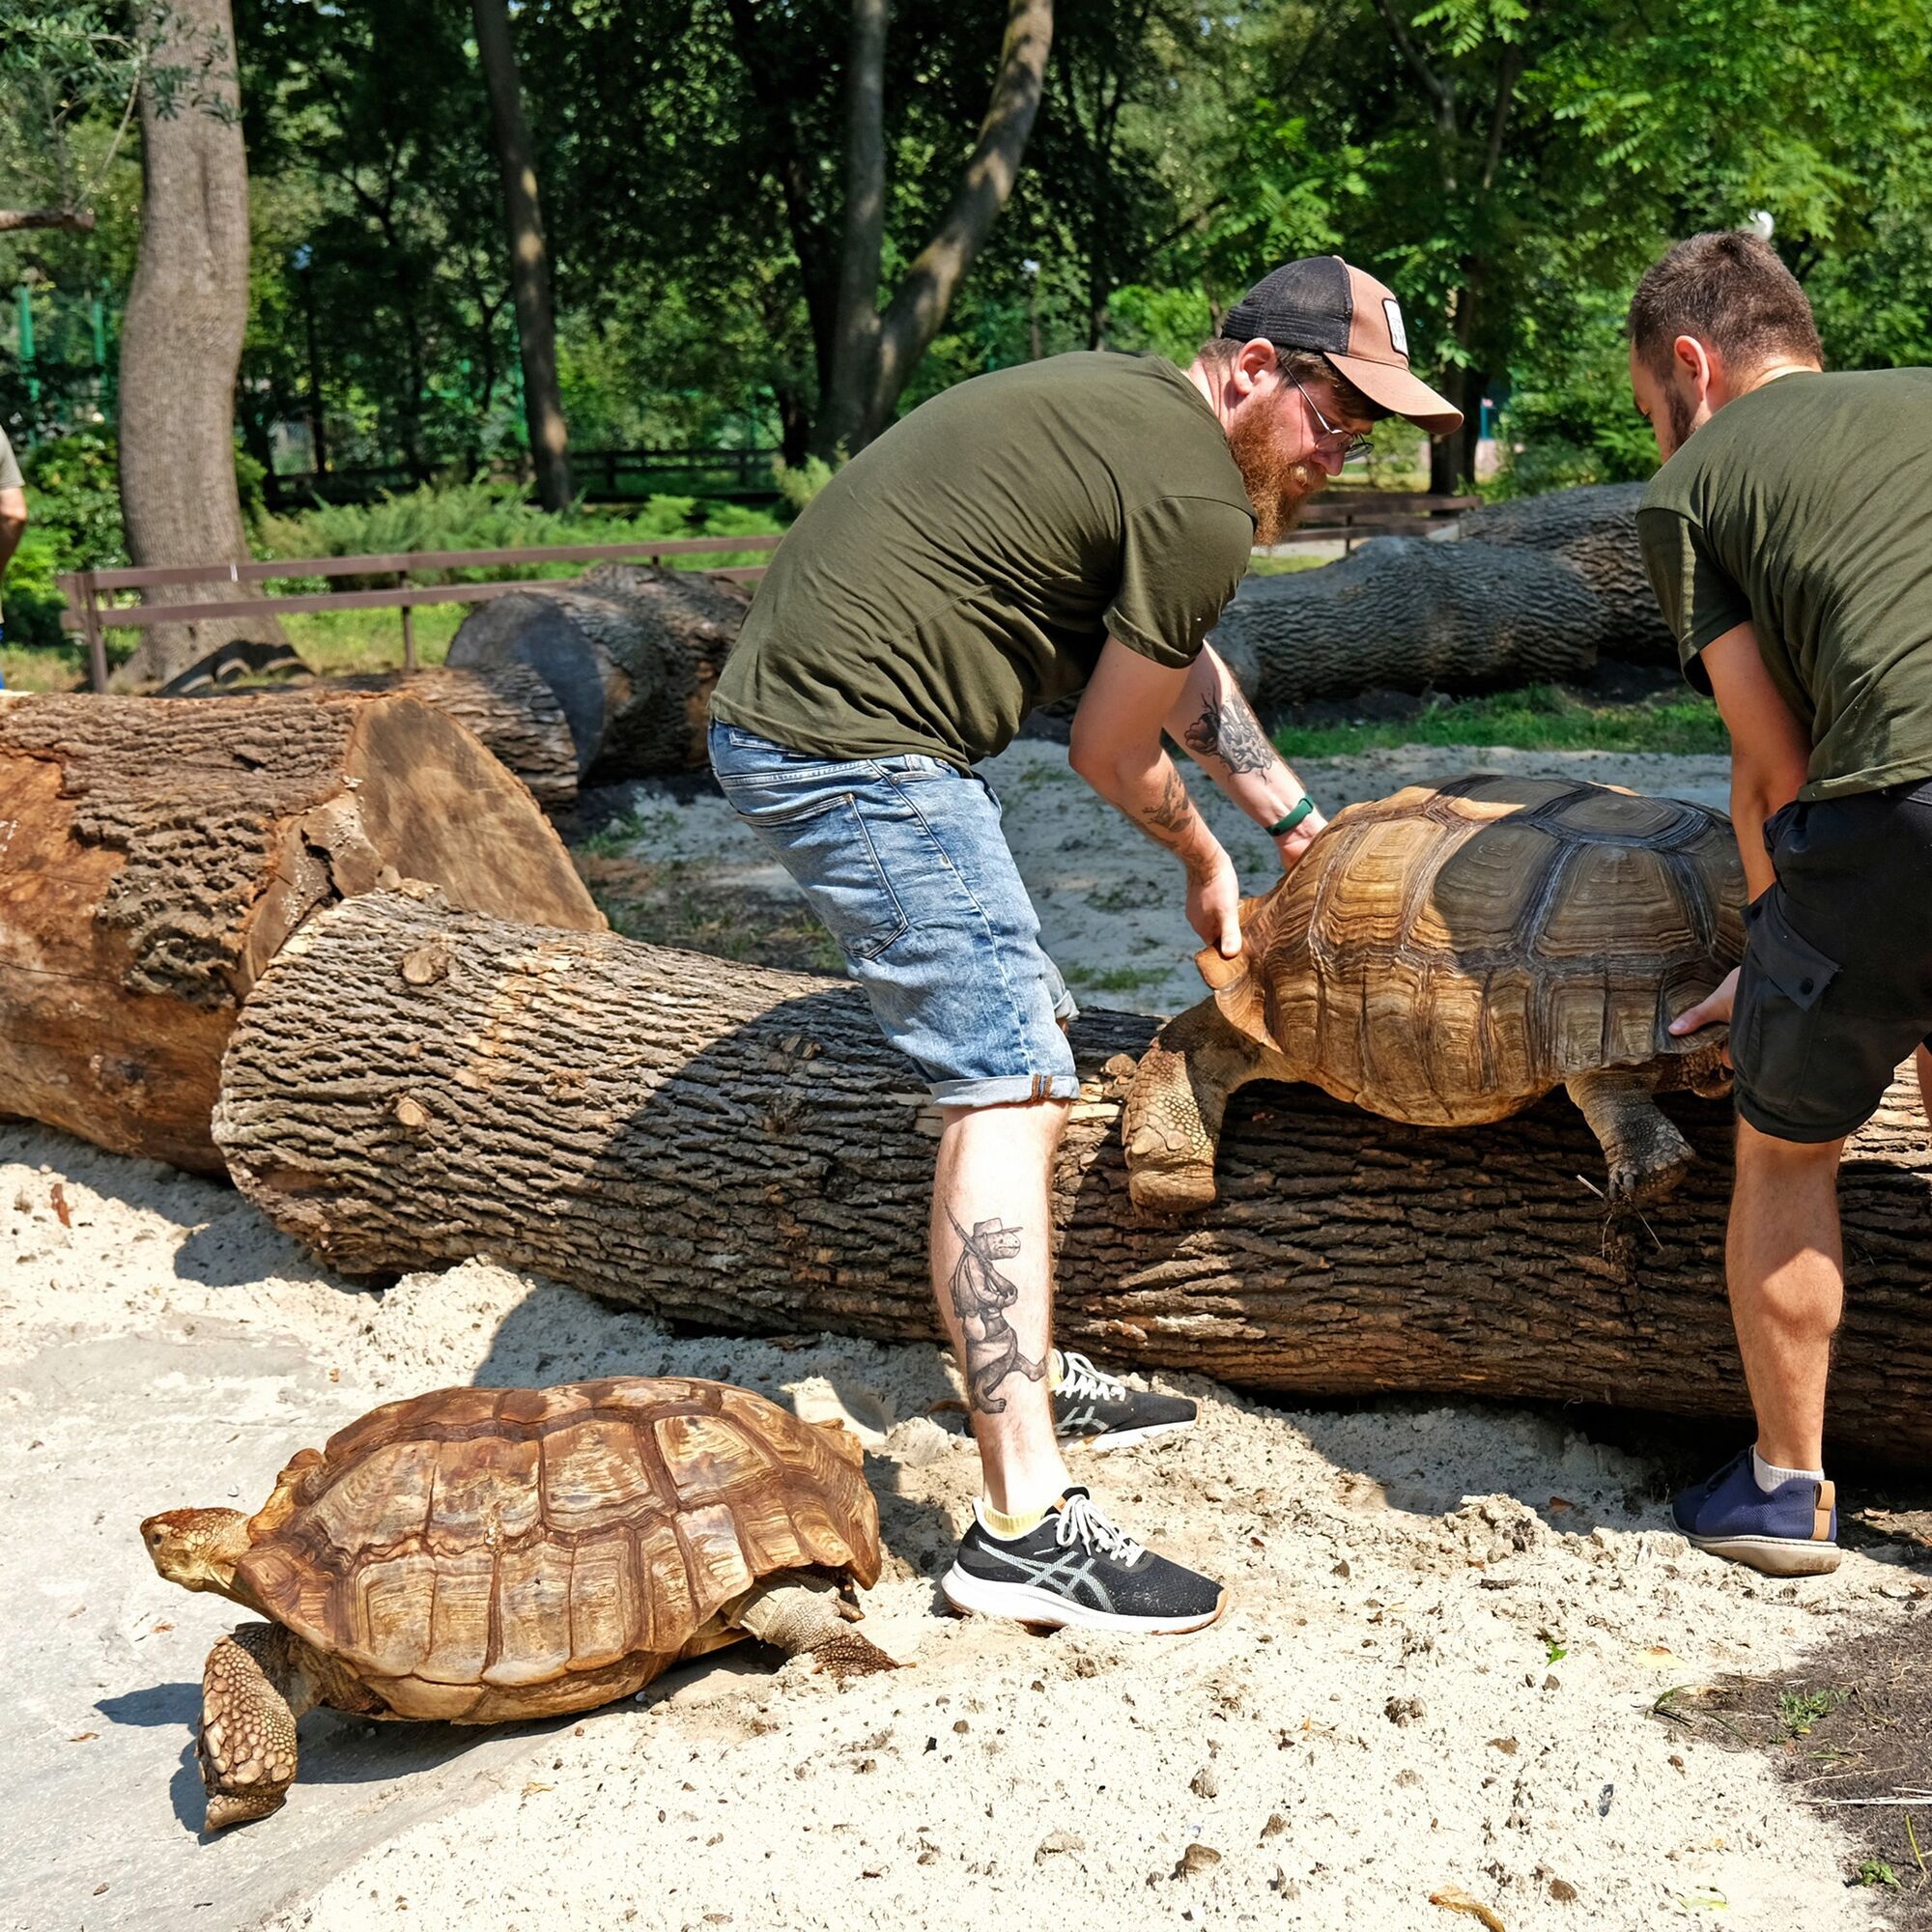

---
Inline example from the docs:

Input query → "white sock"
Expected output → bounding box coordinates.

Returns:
[1753,1447,1825,1493]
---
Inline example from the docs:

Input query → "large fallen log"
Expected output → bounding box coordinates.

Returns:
[0,694,602,1171]
[215,888,1932,1462]
[325,666,580,810]
[446,563,751,779]
[1209,538,1602,713]
[1460,482,1675,666]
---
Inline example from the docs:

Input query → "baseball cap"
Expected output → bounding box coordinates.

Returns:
[1219,256,1463,436]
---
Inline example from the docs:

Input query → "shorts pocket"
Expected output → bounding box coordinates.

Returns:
[720,783,909,961]
[1736,892,1840,1092]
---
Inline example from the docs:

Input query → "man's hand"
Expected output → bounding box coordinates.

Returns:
[1186,849,1243,957]
[1669,965,1739,1059]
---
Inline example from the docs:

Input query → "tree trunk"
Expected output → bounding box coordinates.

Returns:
[471,0,572,512]
[1208,536,1601,715]
[445,563,751,778]
[115,0,286,689]
[0,694,601,1172]
[214,891,1932,1463]
[322,666,580,810]
[812,0,889,461]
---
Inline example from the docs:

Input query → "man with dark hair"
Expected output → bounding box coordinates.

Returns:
[710,256,1461,1633]
[1628,230,1932,1577]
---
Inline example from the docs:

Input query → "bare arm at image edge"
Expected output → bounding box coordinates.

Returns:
[1069,637,1243,956]
[0,486,26,580]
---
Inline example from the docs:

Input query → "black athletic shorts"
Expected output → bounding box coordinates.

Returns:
[1732,777,1932,1143]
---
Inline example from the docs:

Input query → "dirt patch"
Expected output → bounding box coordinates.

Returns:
[1677,1607,1932,1921]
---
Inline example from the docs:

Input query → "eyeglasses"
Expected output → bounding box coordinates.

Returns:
[1292,377,1376,463]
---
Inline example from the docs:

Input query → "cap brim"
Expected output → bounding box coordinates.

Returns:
[1328,353,1463,437]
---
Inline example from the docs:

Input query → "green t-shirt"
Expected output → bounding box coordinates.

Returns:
[711,352,1256,769]
[1636,368,1932,799]
[0,428,21,494]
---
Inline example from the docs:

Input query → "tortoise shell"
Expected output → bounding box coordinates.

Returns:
[1236,777,1745,1125]
[234,1377,880,1722]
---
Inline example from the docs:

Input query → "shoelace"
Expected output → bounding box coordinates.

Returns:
[1057,1349,1128,1405]
[1054,1492,1146,1566]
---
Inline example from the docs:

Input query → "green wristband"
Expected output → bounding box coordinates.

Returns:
[1267,797,1317,838]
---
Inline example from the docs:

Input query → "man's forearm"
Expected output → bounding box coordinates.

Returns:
[1731,765,1804,900]
[1168,647,1323,857]
[1081,740,1227,877]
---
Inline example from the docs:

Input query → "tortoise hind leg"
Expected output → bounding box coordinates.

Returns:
[1565,1067,1694,1203]
[1122,997,1271,1213]
[198,1623,319,1831]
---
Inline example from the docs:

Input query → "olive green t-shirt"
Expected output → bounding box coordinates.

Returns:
[0,428,21,493]
[711,352,1256,769]
[1636,368,1932,799]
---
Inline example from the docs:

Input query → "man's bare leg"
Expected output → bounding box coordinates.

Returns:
[931,1097,1073,1515]
[1727,1120,1847,1471]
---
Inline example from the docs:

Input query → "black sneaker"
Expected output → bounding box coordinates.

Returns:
[1050,1349,1197,1451]
[940,1488,1227,1634]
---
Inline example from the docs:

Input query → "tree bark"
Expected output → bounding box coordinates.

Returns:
[215,891,1932,1463]
[0,694,601,1172]
[1461,482,1676,666]
[471,0,572,512]
[813,0,890,461]
[115,0,286,689]
[445,563,751,778]
[1209,536,1601,714]
[318,666,580,810]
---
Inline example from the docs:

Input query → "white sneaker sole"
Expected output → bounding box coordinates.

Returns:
[1060,1417,1197,1453]
[939,1563,1228,1635]
[1686,1532,1841,1577]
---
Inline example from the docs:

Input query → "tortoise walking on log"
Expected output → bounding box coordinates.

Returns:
[1124,778,1745,1213]
[141,1378,892,1831]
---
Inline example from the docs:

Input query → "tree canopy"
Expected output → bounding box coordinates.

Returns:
[3,0,1927,492]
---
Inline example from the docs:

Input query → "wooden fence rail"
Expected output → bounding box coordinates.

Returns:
[56,534,782,692]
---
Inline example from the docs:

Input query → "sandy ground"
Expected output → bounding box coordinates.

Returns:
[5,744,1921,1932]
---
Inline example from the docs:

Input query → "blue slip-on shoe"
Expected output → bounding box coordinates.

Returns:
[1672,1447,1840,1577]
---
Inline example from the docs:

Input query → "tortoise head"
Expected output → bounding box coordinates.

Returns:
[140,1507,253,1595]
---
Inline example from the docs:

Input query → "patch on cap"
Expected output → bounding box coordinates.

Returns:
[1382,298,1408,359]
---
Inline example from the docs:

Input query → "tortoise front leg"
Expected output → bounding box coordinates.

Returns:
[729,1576,898,1681]
[198,1623,319,1831]
[1122,998,1270,1213]
[1565,1067,1695,1203]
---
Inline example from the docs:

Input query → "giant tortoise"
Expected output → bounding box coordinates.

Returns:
[142,1377,891,1830]
[1123,777,1745,1211]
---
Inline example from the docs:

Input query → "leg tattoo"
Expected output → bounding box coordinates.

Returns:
[946,1209,1048,1414]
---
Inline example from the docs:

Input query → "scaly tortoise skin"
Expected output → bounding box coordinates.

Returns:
[1123,777,1745,1212]
[142,1377,889,1831]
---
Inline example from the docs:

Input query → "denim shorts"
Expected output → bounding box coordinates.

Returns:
[707,722,1079,1108]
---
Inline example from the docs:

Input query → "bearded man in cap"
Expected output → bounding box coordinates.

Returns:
[709,256,1462,1633]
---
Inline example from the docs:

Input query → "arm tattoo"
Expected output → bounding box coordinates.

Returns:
[946,1210,1047,1414]
[1181,688,1278,776]
[1135,762,1202,848]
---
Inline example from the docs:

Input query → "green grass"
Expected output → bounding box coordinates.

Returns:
[1062,962,1174,994]
[1273,684,1729,760]
[1245,554,1329,577]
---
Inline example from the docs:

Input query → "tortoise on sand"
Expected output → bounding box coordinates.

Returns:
[1123,777,1745,1212]
[142,1377,892,1831]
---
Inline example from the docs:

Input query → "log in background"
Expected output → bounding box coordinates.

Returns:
[215,890,1932,1461]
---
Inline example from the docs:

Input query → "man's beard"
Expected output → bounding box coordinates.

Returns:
[1227,397,1327,546]
[1664,382,1698,456]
